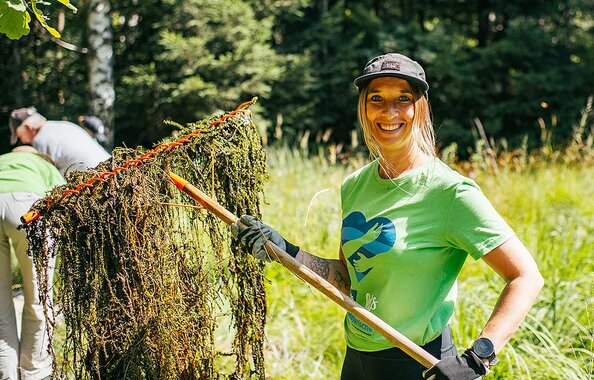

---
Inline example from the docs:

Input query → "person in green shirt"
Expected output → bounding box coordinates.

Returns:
[0,147,65,380]
[232,53,543,379]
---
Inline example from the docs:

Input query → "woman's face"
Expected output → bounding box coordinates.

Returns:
[365,77,415,153]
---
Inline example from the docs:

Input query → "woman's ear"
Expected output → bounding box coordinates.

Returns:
[25,124,40,136]
[16,124,38,144]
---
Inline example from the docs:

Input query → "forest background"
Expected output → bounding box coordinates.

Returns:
[1,0,593,155]
[0,1,593,379]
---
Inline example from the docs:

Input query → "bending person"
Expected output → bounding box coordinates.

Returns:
[9,107,110,175]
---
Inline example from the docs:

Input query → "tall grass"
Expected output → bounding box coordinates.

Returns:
[10,134,593,379]
[260,147,353,379]
[261,143,593,379]
[454,164,593,380]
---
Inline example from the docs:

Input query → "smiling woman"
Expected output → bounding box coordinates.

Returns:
[231,52,543,380]
[355,56,435,179]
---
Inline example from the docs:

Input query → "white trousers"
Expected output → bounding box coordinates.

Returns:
[0,192,53,380]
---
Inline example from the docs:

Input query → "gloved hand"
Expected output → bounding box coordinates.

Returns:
[423,349,487,380]
[231,215,299,262]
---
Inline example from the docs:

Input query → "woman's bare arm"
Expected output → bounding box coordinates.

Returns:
[292,247,351,295]
[479,236,544,354]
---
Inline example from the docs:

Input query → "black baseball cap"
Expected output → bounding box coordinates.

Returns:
[354,53,429,93]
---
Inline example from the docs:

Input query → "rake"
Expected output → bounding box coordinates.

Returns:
[169,171,439,369]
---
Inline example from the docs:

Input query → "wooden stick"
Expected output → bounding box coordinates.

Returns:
[168,172,439,368]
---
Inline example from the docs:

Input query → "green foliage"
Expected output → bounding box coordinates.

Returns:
[258,0,594,153]
[260,1,379,144]
[0,0,77,40]
[161,0,281,104]
[1,0,593,155]
[112,0,284,147]
[0,0,31,39]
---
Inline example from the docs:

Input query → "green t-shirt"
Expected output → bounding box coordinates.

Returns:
[0,151,65,196]
[340,158,514,351]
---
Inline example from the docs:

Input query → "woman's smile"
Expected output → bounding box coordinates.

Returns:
[376,121,405,132]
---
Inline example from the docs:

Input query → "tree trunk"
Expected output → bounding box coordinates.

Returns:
[87,0,115,150]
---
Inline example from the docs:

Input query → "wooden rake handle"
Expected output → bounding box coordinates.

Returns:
[168,172,439,368]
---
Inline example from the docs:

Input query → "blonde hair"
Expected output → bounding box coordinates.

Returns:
[12,145,57,166]
[357,85,435,159]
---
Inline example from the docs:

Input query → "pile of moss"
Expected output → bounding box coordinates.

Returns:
[25,103,267,379]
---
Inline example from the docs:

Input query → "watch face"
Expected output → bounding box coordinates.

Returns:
[474,338,495,358]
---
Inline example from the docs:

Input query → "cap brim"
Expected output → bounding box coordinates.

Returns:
[354,72,429,92]
[9,123,20,145]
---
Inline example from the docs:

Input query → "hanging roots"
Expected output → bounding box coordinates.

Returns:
[25,101,268,379]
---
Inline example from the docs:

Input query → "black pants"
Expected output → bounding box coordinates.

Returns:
[340,326,457,380]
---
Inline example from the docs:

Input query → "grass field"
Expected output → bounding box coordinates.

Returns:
[10,143,593,379]
[261,146,593,379]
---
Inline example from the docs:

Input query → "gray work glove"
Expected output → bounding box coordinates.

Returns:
[423,350,487,380]
[230,215,299,262]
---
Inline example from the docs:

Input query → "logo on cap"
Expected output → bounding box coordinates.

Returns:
[381,61,400,71]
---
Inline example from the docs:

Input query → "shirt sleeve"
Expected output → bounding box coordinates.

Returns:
[445,180,514,260]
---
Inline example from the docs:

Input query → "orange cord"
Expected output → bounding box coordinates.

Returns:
[21,99,255,225]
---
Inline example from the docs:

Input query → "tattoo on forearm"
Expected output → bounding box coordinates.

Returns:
[330,262,351,294]
[308,255,330,280]
[304,255,351,294]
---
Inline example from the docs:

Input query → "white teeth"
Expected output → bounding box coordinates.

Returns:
[378,123,402,131]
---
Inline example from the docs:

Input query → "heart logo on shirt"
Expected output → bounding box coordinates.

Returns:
[341,211,396,287]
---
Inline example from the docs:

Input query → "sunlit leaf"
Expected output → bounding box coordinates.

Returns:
[57,0,77,13]
[0,0,31,40]
[30,0,61,38]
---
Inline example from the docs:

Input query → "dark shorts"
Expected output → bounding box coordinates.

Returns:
[340,326,457,380]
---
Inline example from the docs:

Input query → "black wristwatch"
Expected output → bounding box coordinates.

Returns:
[471,337,498,367]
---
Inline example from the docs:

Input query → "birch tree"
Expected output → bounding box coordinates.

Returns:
[87,0,114,150]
